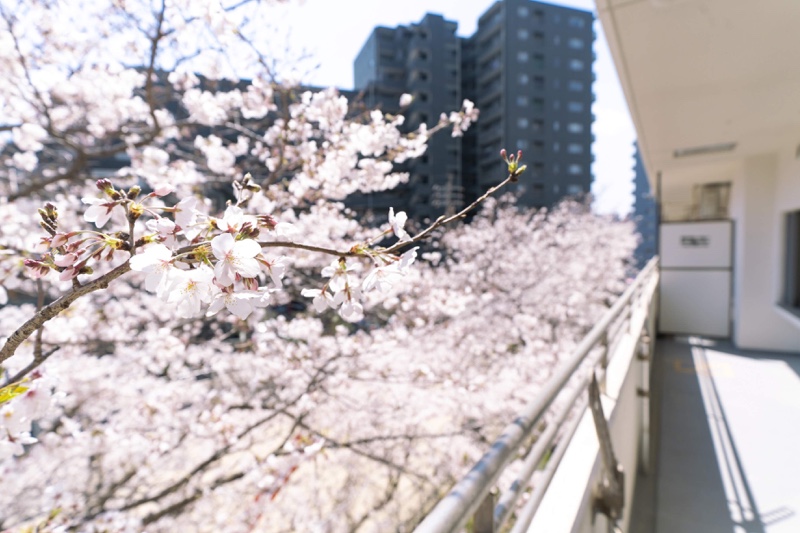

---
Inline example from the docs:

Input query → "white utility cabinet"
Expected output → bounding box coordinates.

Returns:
[659,221,733,337]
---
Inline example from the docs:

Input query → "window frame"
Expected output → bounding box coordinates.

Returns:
[783,210,800,309]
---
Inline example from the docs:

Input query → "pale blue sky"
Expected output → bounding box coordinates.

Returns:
[270,0,636,215]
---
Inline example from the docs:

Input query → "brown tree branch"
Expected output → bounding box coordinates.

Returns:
[0,262,131,365]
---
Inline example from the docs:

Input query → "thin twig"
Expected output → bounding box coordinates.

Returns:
[383,172,515,255]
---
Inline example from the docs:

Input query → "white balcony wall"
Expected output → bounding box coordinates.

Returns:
[728,152,800,351]
[528,276,657,533]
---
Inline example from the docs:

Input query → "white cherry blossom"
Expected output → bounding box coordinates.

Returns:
[300,288,334,312]
[165,266,216,318]
[129,244,175,295]
[388,207,410,240]
[206,290,267,320]
[211,233,262,286]
[82,197,120,228]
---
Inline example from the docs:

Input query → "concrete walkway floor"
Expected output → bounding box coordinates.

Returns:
[630,337,800,533]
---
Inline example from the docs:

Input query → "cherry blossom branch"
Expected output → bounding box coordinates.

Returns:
[104,353,341,518]
[292,418,430,482]
[141,470,246,525]
[0,262,131,366]
[383,172,516,255]
[256,170,522,259]
[350,469,402,531]
[2,281,60,385]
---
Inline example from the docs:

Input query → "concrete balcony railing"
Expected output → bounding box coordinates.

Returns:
[414,258,660,533]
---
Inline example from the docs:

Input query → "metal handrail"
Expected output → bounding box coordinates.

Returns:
[413,258,659,533]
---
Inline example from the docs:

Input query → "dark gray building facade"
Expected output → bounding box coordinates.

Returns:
[353,14,463,220]
[352,0,595,218]
[632,141,657,268]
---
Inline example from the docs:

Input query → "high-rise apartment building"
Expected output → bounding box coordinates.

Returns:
[353,14,463,220]
[632,141,657,268]
[352,0,595,218]
[466,0,594,207]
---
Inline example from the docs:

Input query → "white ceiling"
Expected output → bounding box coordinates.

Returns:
[596,0,800,181]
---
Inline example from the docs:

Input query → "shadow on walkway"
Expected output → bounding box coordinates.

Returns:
[630,337,800,533]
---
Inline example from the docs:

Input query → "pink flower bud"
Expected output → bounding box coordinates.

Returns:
[153,183,175,196]
[24,259,51,279]
[51,233,69,248]
[54,253,78,267]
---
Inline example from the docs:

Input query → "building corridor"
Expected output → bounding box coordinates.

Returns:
[630,337,800,532]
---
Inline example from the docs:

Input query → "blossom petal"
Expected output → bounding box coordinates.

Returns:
[233,239,261,258]
[211,233,235,260]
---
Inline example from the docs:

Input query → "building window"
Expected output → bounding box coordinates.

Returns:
[553,35,561,46]
[534,31,545,42]
[569,16,587,28]
[518,117,529,128]
[568,80,584,91]
[518,29,529,40]
[567,122,584,133]
[568,164,583,175]
[517,95,529,106]
[553,121,560,131]
[534,76,545,90]
[553,142,560,152]
[568,101,584,112]
[692,182,731,219]
[519,73,529,85]
[517,139,529,150]
[569,59,585,71]
[533,54,545,69]
[567,184,584,195]
[518,5,529,17]
[533,98,545,112]
[568,143,584,154]
[784,210,800,309]
[568,37,585,49]
[518,51,529,62]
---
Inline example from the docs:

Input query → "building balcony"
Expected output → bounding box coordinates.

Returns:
[477,39,503,66]
[479,125,503,145]
[477,105,502,126]
[411,260,800,532]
